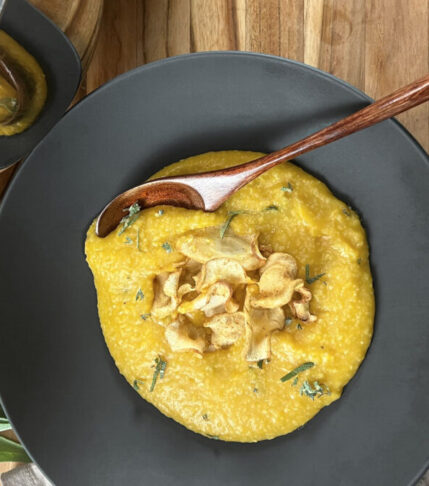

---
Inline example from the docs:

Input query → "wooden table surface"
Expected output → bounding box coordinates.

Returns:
[1,0,429,481]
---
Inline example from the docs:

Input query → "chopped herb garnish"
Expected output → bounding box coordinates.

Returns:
[264,205,279,212]
[136,228,141,251]
[257,359,264,369]
[342,208,351,217]
[292,377,299,386]
[150,356,167,392]
[285,317,293,326]
[133,379,144,390]
[162,242,172,253]
[253,387,259,393]
[220,210,246,239]
[125,236,133,245]
[305,264,326,284]
[136,289,144,301]
[280,362,314,382]
[156,209,165,216]
[281,182,293,193]
[0,97,17,113]
[300,380,330,400]
[357,257,362,265]
[206,434,219,440]
[202,414,209,421]
[297,323,303,330]
[118,202,141,235]
[140,313,151,320]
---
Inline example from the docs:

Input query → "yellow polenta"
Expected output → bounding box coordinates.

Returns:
[85,151,374,442]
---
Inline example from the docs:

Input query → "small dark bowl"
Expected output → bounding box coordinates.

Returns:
[0,0,81,169]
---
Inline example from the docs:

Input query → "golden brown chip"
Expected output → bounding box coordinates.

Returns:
[151,270,181,320]
[204,312,246,349]
[250,253,303,308]
[178,281,238,317]
[289,285,317,322]
[244,285,285,362]
[194,258,249,291]
[175,227,265,271]
[165,316,209,355]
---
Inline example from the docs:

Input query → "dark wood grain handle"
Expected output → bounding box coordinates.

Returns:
[232,73,429,180]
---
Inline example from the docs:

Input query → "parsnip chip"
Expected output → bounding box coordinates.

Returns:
[151,270,181,319]
[194,258,249,291]
[244,286,285,362]
[165,316,209,355]
[289,286,317,322]
[178,281,238,317]
[250,253,303,308]
[176,227,265,270]
[204,312,246,349]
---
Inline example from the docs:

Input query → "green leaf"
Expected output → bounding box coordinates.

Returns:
[162,242,172,253]
[0,436,31,463]
[220,211,245,239]
[140,313,151,320]
[136,289,144,301]
[264,205,279,212]
[150,356,167,392]
[280,362,314,382]
[292,377,299,386]
[0,97,17,113]
[281,182,293,193]
[0,417,12,432]
[118,203,141,235]
[133,379,144,390]
[305,264,326,284]
[300,379,331,400]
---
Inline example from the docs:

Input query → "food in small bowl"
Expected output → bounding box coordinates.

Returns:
[85,150,374,442]
[0,30,47,136]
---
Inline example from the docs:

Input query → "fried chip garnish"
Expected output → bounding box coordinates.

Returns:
[151,270,181,320]
[289,285,317,322]
[194,258,249,291]
[178,281,238,317]
[204,312,246,349]
[150,228,317,360]
[250,253,303,309]
[175,227,266,271]
[165,315,209,355]
[244,286,285,362]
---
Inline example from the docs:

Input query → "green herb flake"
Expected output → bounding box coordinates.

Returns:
[162,242,172,253]
[305,264,326,284]
[140,313,151,320]
[292,377,299,386]
[285,317,293,327]
[133,379,144,390]
[0,417,12,433]
[124,236,133,245]
[118,202,141,235]
[297,323,303,330]
[206,434,219,440]
[202,414,209,421]
[156,209,165,216]
[0,97,17,113]
[136,228,141,251]
[220,210,245,239]
[280,362,314,382]
[342,208,351,217]
[357,257,362,265]
[264,205,279,212]
[150,356,167,392]
[300,380,330,400]
[136,289,144,301]
[281,182,293,193]
[257,359,264,369]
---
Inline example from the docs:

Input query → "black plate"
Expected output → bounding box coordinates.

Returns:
[0,0,81,169]
[0,52,428,486]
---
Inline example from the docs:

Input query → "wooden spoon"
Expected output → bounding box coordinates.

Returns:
[96,73,429,237]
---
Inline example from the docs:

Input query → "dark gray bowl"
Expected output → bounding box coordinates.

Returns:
[0,52,428,486]
[0,0,81,169]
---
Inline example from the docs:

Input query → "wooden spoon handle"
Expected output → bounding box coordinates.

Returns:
[225,73,429,183]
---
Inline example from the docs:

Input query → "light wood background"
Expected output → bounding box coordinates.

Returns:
[1,0,428,480]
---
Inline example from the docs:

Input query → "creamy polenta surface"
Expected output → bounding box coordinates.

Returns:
[85,151,374,442]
